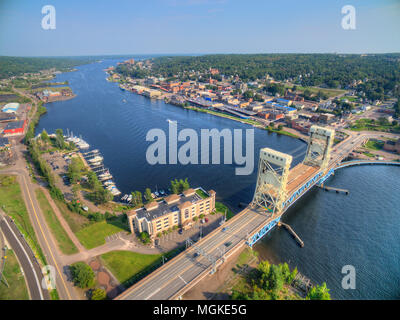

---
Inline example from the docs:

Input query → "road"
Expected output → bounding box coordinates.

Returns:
[0,143,79,300]
[0,210,49,300]
[116,131,398,300]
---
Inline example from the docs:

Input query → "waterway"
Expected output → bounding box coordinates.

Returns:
[36,59,400,300]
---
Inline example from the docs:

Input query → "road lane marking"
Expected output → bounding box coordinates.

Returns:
[178,275,187,285]
[1,216,44,300]
[21,174,72,300]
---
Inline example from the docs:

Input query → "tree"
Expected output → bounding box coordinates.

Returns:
[70,262,95,288]
[267,264,284,294]
[67,157,85,184]
[91,288,107,300]
[41,129,50,143]
[55,128,66,149]
[306,282,331,300]
[139,231,151,244]
[144,188,153,203]
[131,191,143,207]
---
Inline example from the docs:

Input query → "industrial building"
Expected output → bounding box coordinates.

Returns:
[127,188,216,237]
[2,102,20,114]
[2,120,26,136]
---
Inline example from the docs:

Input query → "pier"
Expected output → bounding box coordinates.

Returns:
[278,222,304,248]
[319,185,349,194]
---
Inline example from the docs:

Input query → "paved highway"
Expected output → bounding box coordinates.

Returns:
[0,211,49,300]
[117,131,391,300]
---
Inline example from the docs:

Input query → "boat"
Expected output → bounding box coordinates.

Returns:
[121,194,128,201]
[151,193,156,199]
[159,189,165,196]
[154,191,160,198]
[88,156,103,163]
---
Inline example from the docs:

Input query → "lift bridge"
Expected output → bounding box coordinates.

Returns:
[247,125,335,247]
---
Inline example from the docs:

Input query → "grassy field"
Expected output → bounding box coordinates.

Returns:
[101,251,162,285]
[215,201,234,219]
[365,140,384,151]
[0,175,46,264]
[284,84,347,98]
[0,250,30,300]
[54,198,90,233]
[75,217,128,249]
[35,189,78,255]
[266,127,300,138]
[350,118,400,133]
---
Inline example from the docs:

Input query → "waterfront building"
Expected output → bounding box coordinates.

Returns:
[2,102,20,114]
[2,120,26,136]
[127,188,216,237]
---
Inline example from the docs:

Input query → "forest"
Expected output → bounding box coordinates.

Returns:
[0,56,95,79]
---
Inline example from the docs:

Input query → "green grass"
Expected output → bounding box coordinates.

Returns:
[236,247,258,268]
[54,198,90,233]
[266,127,300,138]
[0,175,46,265]
[215,201,234,219]
[365,140,384,151]
[0,249,30,300]
[284,84,346,98]
[35,189,78,255]
[75,217,128,249]
[363,152,375,158]
[50,289,60,300]
[101,251,162,285]
[196,189,209,199]
[350,118,400,133]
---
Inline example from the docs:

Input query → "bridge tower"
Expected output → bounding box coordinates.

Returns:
[303,125,335,171]
[252,148,292,214]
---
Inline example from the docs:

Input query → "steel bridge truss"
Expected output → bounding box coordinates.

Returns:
[252,148,292,215]
[303,126,335,171]
[247,217,281,247]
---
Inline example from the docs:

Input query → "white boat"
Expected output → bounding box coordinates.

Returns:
[88,156,103,163]
[121,194,128,201]
[154,191,160,197]
[103,180,114,186]
[99,175,112,181]
[127,195,132,202]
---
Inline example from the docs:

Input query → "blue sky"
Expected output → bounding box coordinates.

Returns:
[0,0,399,56]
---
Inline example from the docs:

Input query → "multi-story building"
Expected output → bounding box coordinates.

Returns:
[127,188,216,237]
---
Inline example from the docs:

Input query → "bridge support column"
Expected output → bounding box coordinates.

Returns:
[303,125,335,171]
[252,148,292,215]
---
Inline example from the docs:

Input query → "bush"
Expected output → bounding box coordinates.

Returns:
[90,288,107,300]
[70,262,95,289]
[139,231,151,244]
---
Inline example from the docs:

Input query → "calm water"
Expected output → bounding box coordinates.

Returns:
[36,59,400,300]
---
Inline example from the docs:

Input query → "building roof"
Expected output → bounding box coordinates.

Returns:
[135,191,205,221]
[4,120,25,131]
[182,188,196,197]
[2,102,20,113]
[0,137,10,147]
[165,194,180,205]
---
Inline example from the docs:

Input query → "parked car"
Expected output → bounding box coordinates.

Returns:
[225,241,232,247]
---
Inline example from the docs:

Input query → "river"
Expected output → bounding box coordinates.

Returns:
[36,59,400,300]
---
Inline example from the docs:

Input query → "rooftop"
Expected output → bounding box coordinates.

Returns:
[135,189,209,221]
[4,120,25,130]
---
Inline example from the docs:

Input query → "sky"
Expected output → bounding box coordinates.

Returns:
[0,0,399,56]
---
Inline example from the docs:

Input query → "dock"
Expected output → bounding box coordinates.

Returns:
[278,222,304,248]
[319,185,349,194]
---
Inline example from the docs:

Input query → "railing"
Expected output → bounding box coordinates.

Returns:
[335,160,400,170]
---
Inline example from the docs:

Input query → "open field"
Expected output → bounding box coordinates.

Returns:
[35,189,78,255]
[75,217,128,249]
[0,175,46,264]
[101,250,162,285]
[284,84,347,98]
[0,249,30,300]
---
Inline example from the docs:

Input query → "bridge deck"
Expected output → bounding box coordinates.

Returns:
[286,163,320,195]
